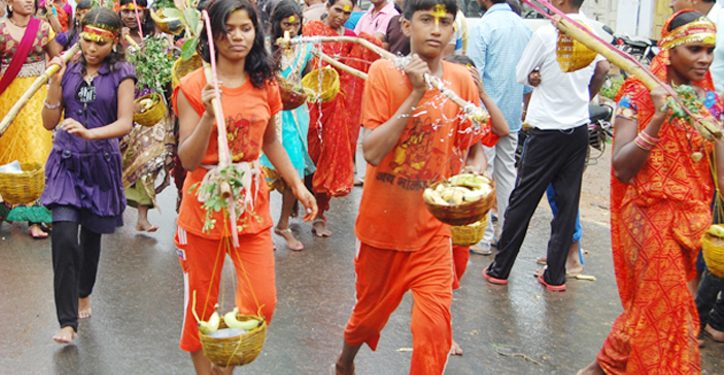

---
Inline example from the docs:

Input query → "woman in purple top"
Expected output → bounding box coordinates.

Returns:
[40,7,135,345]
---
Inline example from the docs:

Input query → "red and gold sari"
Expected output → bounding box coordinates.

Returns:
[302,20,381,211]
[597,13,721,374]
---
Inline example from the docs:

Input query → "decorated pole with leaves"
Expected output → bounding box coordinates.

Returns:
[0,43,81,136]
[520,0,722,141]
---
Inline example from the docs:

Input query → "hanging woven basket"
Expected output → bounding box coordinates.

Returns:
[0,162,45,205]
[702,226,724,278]
[423,176,496,227]
[556,30,597,73]
[172,54,203,89]
[451,215,489,247]
[199,314,267,367]
[300,66,340,103]
[133,92,167,127]
[277,75,307,111]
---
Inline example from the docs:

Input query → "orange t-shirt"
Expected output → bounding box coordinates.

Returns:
[355,59,492,251]
[172,68,283,239]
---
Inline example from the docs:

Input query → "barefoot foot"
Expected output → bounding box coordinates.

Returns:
[79,297,92,319]
[52,326,77,344]
[577,360,605,375]
[29,224,48,239]
[705,324,724,342]
[312,220,332,238]
[450,339,464,356]
[135,220,158,233]
[275,227,304,251]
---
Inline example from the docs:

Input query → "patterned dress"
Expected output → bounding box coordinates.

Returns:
[0,19,54,223]
[597,52,721,374]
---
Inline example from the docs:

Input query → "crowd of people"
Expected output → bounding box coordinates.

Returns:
[0,0,723,373]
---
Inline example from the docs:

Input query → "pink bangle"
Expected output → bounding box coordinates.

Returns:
[634,134,654,151]
[638,130,660,145]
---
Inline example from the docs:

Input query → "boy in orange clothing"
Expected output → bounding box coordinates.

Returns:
[333,0,497,373]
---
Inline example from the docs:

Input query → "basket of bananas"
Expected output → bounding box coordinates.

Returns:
[701,224,724,278]
[423,173,495,226]
[451,215,489,247]
[133,93,167,127]
[300,66,340,103]
[196,306,267,367]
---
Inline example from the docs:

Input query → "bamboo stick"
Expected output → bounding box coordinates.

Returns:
[521,0,721,140]
[314,51,368,80]
[125,34,141,49]
[0,43,80,136]
[278,35,490,126]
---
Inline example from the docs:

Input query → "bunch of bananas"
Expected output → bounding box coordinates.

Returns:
[137,97,155,113]
[198,305,262,336]
[423,173,493,206]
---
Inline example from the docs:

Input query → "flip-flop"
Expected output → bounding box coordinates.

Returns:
[482,266,508,285]
[537,274,567,292]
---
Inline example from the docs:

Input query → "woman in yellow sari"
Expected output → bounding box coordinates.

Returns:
[0,0,60,238]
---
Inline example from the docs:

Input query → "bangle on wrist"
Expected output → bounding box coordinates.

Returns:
[44,100,61,110]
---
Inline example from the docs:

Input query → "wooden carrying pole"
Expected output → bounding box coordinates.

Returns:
[277,35,490,125]
[0,43,80,136]
[520,0,722,140]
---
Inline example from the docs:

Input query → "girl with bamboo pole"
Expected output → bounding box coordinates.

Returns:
[579,10,724,375]
[0,0,61,238]
[302,0,382,237]
[40,7,135,344]
[260,0,316,251]
[173,0,317,371]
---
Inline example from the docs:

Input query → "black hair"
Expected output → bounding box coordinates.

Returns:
[269,0,303,67]
[327,0,357,7]
[403,0,457,21]
[8,0,38,18]
[198,0,275,89]
[119,0,155,37]
[669,11,706,31]
[506,0,522,16]
[79,7,125,70]
[63,0,93,49]
[443,54,476,67]
[571,0,584,8]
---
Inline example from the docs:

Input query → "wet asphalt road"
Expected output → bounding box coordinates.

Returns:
[1,157,722,375]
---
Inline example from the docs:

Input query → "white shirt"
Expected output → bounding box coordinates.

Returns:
[516,13,603,130]
[707,2,724,92]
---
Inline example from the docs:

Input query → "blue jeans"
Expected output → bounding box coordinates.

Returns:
[546,184,584,264]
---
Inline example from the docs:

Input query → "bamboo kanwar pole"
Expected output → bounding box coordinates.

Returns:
[277,35,490,125]
[314,51,368,80]
[0,43,81,137]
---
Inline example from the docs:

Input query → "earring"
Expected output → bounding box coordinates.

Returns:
[112,44,117,53]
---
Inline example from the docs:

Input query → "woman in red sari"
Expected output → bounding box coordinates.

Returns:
[302,0,381,236]
[579,10,724,375]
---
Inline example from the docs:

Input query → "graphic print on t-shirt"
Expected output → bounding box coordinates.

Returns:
[226,113,260,162]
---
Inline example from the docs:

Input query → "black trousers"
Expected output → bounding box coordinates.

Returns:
[487,125,588,286]
[52,221,102,331]
[696,269,724,332]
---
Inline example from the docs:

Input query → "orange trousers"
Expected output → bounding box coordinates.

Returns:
[175,227,277,352]
[452,245,470,290]
[344,237,454,375]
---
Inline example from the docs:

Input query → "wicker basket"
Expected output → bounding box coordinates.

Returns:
[150,8,184,36]
[702,232,724,278]
[199,314,267,367]
[424,179,496,227]
[134,93,167,127]
[172,54,203,88]
[0,162,45,204]
[301,66,340,103]
[452,215,489,247]
[556,31,597,73]
[277,75,307,111]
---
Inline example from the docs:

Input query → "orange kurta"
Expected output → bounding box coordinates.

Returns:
[344,59,491,375]
[597,52,720,373]
[172,69,282,352]
[302,21,381,211]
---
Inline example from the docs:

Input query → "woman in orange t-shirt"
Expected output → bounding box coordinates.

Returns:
[172,0,317,371]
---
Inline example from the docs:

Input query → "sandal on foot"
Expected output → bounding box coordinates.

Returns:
[537,274,566,292]
[483,266,508,285]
